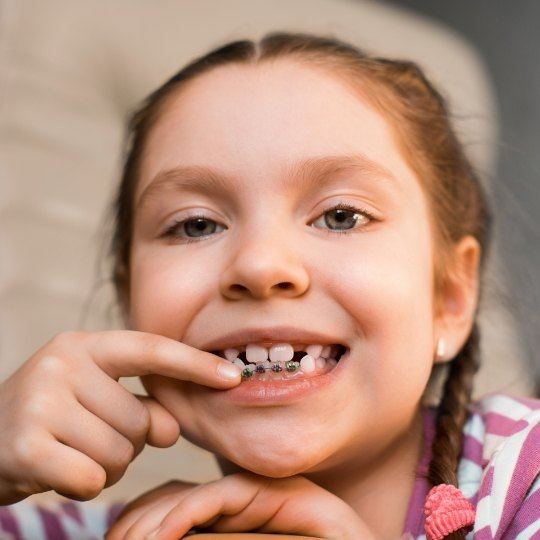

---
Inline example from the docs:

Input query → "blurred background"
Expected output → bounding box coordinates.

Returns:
[394,0,540,413]
[0,0,538,518]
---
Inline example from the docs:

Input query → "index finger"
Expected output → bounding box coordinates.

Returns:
[79,330,242,388]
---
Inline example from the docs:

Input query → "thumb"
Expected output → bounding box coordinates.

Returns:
[133,394,181,451]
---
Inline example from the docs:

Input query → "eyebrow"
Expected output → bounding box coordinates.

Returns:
[135,153,397,211]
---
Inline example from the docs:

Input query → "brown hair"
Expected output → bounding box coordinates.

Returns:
[107,32,493,538]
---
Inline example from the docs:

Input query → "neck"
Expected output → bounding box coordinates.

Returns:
[217,406,425,540]
[304,407,425,539]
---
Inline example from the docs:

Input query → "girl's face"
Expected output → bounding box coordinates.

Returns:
[129,60,438,477]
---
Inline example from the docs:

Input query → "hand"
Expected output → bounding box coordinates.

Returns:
[104,471,376,540]
[0,330,242,504]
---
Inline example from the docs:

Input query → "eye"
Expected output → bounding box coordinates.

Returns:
[161,213,225,244]
[160,201,378,244]
[310,201,377,235]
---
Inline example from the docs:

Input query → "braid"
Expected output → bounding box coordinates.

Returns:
[426,323,481,539]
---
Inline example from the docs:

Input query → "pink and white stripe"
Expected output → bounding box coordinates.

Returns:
[0,499,125,539]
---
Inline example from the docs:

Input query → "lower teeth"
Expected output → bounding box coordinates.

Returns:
[239,356,338,381]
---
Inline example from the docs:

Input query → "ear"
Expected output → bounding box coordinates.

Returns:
[433,235,481,364]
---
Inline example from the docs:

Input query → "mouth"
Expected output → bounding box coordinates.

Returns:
[210,343,349,382]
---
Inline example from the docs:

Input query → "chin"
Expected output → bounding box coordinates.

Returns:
[228,458,314,479]
[223,443,327,479]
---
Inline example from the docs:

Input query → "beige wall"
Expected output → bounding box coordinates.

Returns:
[0,0,533,506]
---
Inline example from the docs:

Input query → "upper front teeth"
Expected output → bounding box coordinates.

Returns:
[223,343,331,363]
[268,343,296,362]
[249,344,269,363]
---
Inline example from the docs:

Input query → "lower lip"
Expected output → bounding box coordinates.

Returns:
[218,348,350,406]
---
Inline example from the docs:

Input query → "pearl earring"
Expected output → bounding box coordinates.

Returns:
[435,338,446,361]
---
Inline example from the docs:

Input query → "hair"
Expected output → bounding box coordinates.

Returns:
[107,32,493,539]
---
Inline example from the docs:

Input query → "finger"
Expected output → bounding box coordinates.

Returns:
[48,397,135,488]
[73,363,154,456]
[105,495,178,539]
[113,480,198,522]
[155,476,273,538]
[123,495,184,540]
[105,482,198,539]
[133,395,180,449]
[21,428,107,501]
[80,330,242,387]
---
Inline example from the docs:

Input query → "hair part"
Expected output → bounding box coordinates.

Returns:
[107,31,493,539]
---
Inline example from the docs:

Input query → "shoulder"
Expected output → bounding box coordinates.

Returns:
[466,392,540,466]
[464,392,540,539]
[0,498,126,538]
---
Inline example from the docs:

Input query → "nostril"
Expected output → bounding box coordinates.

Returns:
[231,284,248,292]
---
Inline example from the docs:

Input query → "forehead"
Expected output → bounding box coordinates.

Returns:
[136,59,417,200]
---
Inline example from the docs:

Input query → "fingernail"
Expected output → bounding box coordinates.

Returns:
[217,361,242,380]
[145,526,161,539]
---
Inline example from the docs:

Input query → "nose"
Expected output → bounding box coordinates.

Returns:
[219,226,310,300]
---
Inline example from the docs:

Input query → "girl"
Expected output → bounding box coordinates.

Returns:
[0,32,539,540]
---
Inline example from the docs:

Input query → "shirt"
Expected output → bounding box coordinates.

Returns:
[402,392,540,540]
[0,391,539,539]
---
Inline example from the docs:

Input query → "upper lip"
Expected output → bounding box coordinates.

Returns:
[201,325,349,352]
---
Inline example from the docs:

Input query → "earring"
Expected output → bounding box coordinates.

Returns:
[435,338,446,361]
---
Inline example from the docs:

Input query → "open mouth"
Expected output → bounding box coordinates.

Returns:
[211,343,348,382]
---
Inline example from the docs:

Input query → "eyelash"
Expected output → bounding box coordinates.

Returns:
[161,201,378,244]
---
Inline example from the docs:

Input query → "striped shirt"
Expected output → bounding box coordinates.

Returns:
[0,392,538,539]
[0,499,125,539]
[402,392,540,539]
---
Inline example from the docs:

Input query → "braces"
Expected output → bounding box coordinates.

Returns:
[241,359,302,378]
[235,345,346,379]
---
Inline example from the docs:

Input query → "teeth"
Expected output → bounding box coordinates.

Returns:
[221,343,340,362]
[224,348,241,362]
[268,343,294,363]
[245,344,269,363]
[233,358,247,371]
[300,354,316,373]
[315,357,326,370]
[239,355,334,381]
[305,344,323,358]
[218,342,345,381]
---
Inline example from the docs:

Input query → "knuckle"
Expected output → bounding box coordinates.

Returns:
[35,354,69,377]
[195,481,221,501]
[112,439,135,467]
[131,403,151,437]
[13,433,42,469]
[22,392,56,422]
[138,333,164,361]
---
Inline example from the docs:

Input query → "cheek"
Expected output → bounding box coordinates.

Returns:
[333,222,434,392]
[129,246,214,334]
